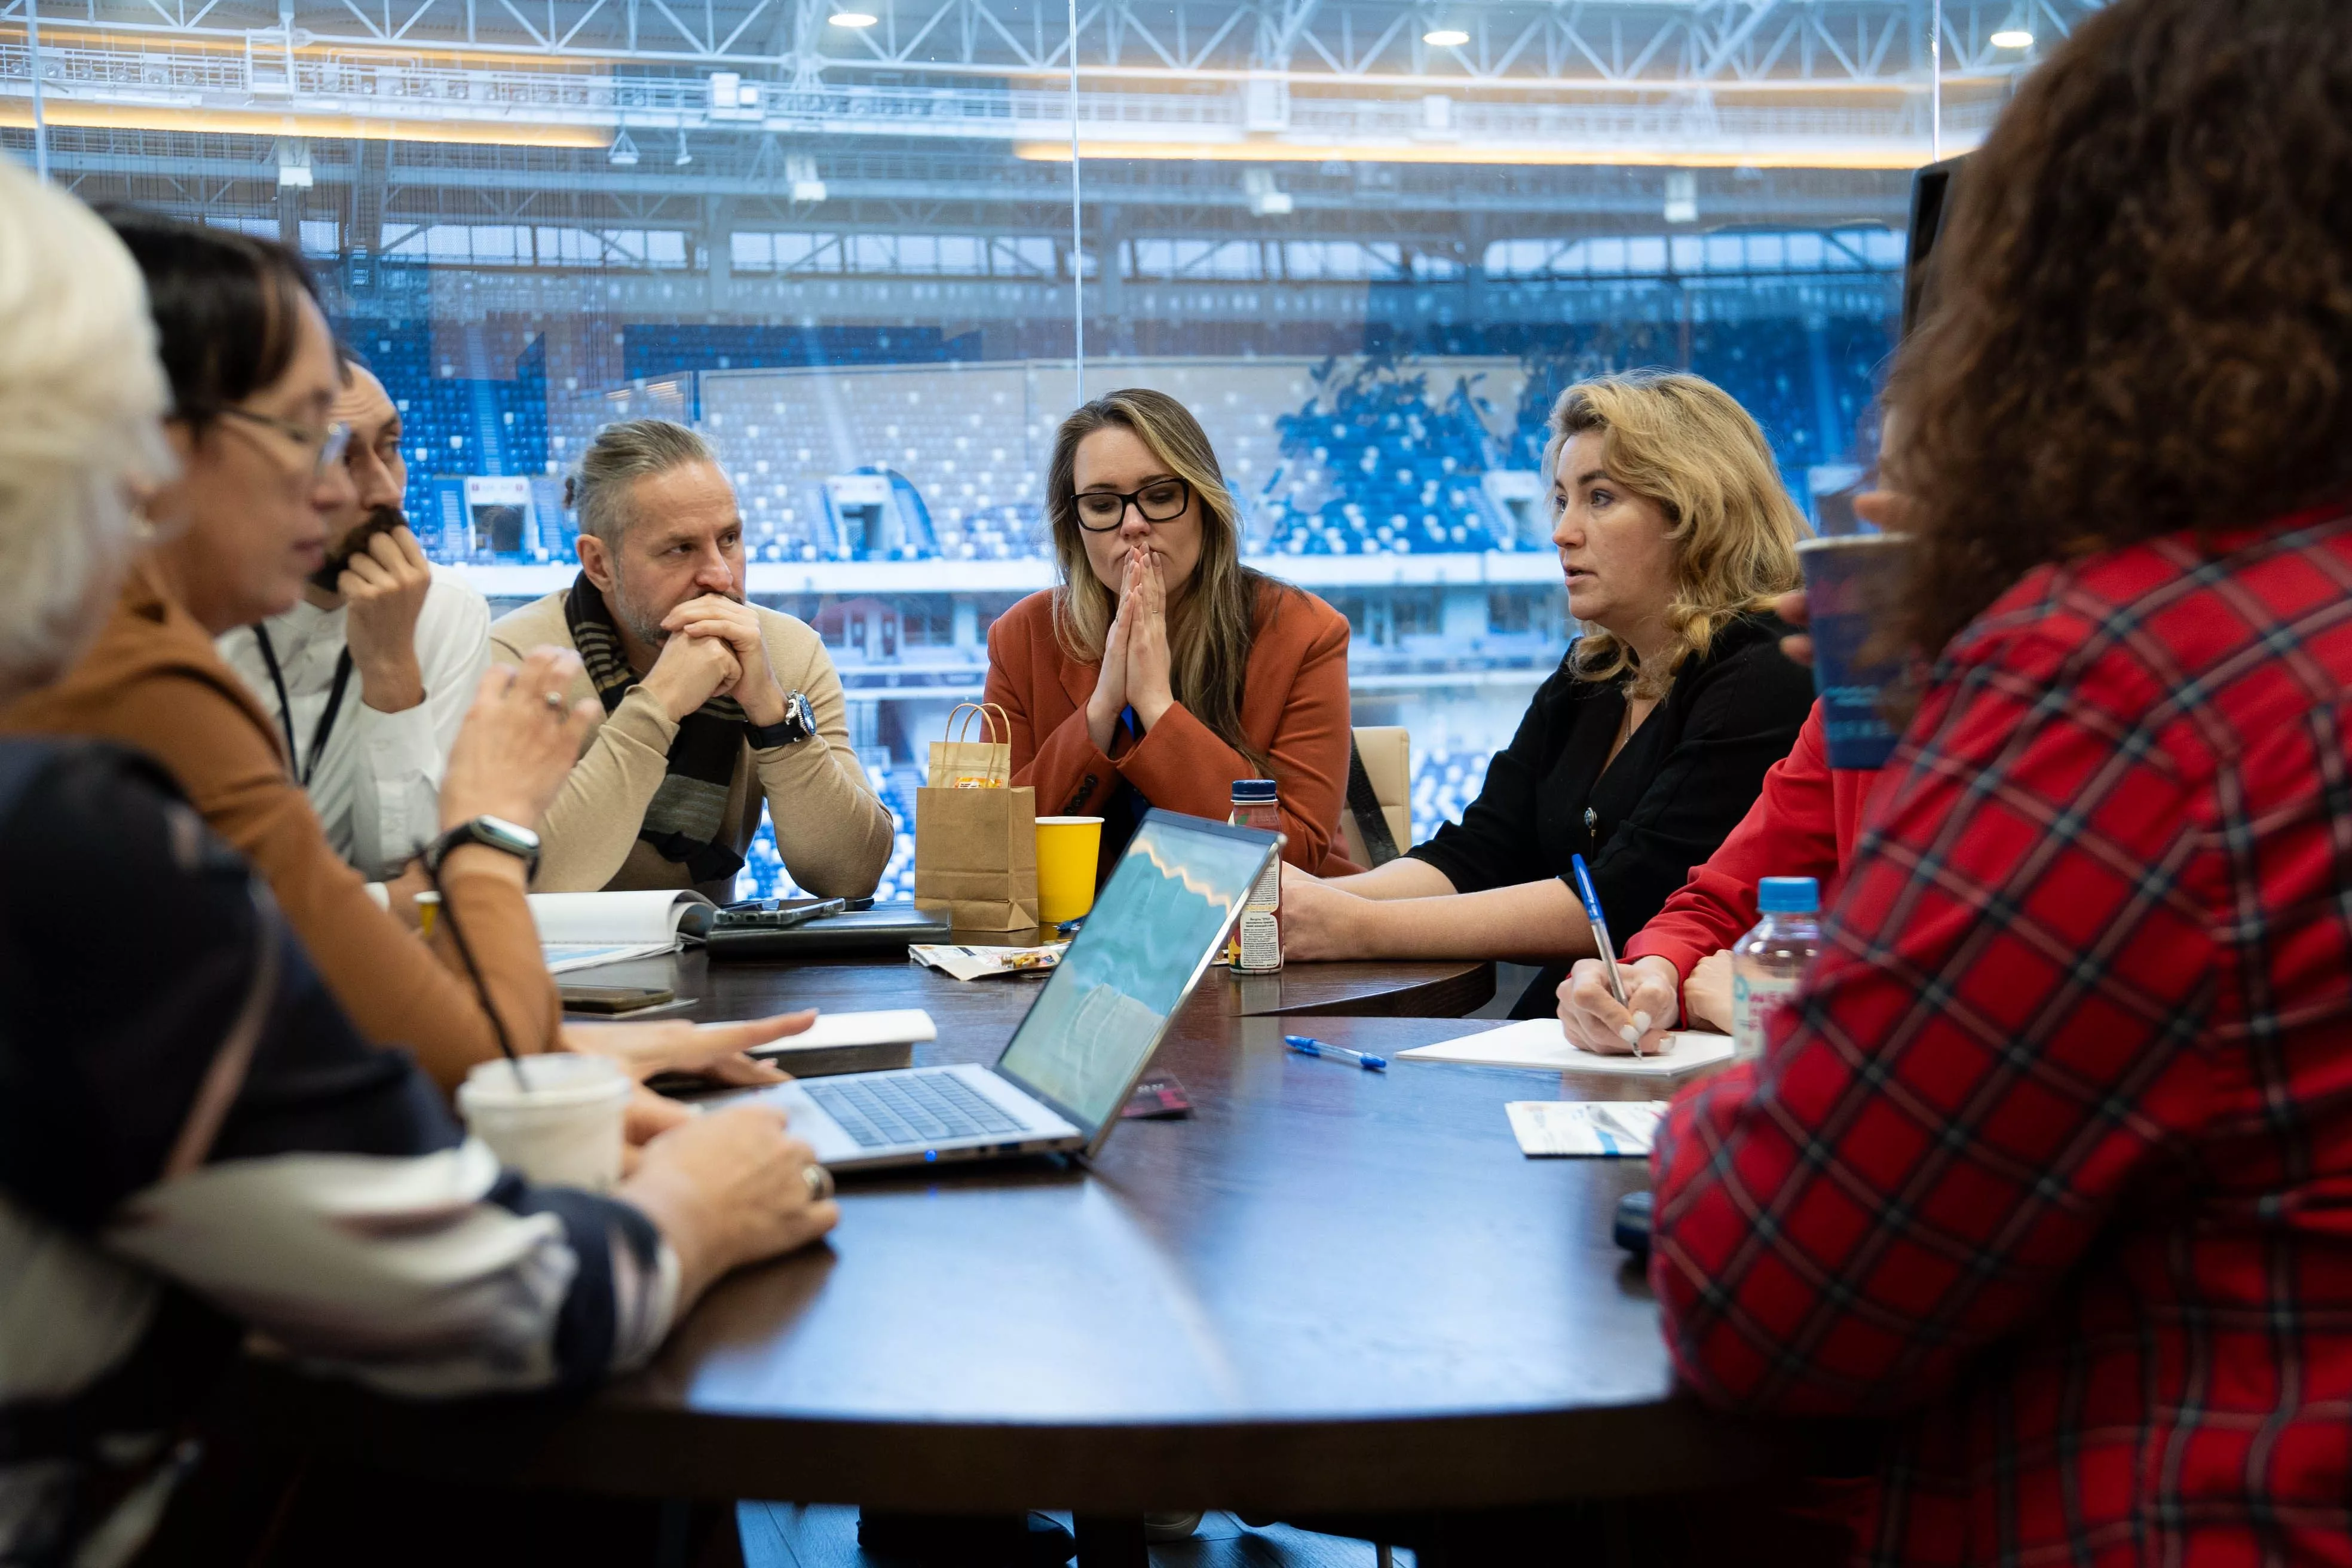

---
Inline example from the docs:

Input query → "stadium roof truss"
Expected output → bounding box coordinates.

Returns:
[7,0,2107,168]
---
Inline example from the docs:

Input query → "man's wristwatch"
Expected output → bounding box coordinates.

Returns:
[426,815,541,877]
[745,690,817,749]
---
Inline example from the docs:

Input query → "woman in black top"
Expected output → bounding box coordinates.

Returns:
[1282,370,1815,1017]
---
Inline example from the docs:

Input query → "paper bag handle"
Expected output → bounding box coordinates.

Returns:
[945,702,1012,747]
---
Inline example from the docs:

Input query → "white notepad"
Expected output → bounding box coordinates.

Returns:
[1507,1100,1668,1157]
[1399,1018,1737,1077]
[749,1009,939,1058]
[529,891,716,975]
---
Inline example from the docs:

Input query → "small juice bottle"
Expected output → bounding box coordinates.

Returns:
[1227,778,1282,972]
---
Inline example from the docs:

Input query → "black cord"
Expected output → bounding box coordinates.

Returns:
[424,852,526,1082]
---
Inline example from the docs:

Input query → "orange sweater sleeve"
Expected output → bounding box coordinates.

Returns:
[985,605,1123,819]
[1115,598,1352,870]
[91,668,559,1089]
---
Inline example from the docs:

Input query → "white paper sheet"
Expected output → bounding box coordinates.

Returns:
[749,1009,939,1056]
[542,941,678,975]
[1506,1100,1668,1157]
[528,890,716,946]
[1398,1018,1737,1077]
[910,943,1067,981]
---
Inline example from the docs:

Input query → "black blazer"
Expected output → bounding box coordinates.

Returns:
[1408,612,1815,1016]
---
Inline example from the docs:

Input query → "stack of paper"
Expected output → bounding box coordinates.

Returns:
[910,943,1068,982]
[529,890,717,975]
[1507,1100,1668,1157]
[1398,1018,1737,1077]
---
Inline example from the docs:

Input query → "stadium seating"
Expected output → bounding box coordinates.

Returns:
[734,746,1494,902]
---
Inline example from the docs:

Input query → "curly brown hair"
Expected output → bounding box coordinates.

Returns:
[1884,0,2352,662]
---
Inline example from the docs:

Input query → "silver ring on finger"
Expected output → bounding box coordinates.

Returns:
[542,690,566,714]
[801,1162,835,1203]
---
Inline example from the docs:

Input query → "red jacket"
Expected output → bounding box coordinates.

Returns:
[982,580,1351,872]
[1621,701,1882,982]
[1652,510,2352,1567]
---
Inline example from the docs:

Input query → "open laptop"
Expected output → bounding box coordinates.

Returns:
[761,809,1282,1172]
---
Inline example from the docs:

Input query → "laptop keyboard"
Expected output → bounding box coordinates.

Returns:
[806,1071,1028,1149]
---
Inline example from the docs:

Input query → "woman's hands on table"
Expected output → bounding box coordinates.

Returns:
[617,1102,838,1310]
[1683,951,1735,1034]
[562,1010,815,1159]
[1278,863,1368,961]
[1558,953,1682,1056]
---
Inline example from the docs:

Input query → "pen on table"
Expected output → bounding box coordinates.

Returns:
[1284,1034,1388,1072]
[1569,853,1639,1057]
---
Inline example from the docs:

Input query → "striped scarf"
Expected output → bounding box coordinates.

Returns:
[564,572,747,884]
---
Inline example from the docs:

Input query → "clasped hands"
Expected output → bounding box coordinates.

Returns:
[1085,543,1177,755]
[642,594,788,726]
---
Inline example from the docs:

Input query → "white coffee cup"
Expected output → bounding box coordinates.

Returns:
[457,1054,631,1192]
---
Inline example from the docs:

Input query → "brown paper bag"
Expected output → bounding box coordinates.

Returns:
[928,703,1012,789]
[914,782,1040,932]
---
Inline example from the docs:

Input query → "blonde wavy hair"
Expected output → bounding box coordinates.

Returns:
[1046,388,1281,777]
[1548,370,1805,697]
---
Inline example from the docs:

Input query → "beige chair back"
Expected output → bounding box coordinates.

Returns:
[1339,725,1412,868]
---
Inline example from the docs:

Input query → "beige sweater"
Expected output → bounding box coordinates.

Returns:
[489,591,893,901]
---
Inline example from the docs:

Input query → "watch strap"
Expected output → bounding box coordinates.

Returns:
[745,691,816,749]
[427,816,541,877]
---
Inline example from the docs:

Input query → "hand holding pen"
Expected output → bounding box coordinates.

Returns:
[1563,855,1676,1058]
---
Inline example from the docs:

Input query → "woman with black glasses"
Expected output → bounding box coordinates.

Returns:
[984,387,1353,875]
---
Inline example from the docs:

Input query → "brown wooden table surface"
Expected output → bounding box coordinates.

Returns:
[565,944,1497,1027]
[264,954,1797,1526]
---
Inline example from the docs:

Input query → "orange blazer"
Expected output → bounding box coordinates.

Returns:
[982,579,1352,871]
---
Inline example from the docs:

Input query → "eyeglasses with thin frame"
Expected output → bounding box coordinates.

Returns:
[209,406,354,478]
[1073,476,1192,533]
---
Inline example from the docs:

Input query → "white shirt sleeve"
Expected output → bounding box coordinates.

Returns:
[345,574,492,875]
[97,1140,679,1398]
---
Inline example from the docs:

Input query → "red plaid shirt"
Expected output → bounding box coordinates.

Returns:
[1651,508,2352,1567]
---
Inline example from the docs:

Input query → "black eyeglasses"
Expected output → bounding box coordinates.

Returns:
[1073,477,1192,532]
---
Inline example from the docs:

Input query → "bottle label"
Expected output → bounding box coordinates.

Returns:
[1731,971,1800,1060]
[1236,911,1282,973]
[1244,854,1279,915]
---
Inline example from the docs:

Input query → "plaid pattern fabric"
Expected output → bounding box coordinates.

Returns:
[1650,507,2352,1567]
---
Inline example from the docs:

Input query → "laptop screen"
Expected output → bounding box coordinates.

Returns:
[994,811,1278,1135]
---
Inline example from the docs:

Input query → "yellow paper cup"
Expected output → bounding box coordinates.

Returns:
[1034,816,1105,926]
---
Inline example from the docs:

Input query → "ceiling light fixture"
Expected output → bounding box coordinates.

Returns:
[829,10,878,26]
[1990,27,2034,47]
[1422,27,1469,47]
[607,130,640,166]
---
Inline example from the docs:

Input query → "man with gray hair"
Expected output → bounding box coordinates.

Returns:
[490,418,891,899]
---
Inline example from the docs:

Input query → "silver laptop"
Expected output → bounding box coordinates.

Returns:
[764,810,1282,1172]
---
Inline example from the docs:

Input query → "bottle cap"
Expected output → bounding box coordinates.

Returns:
[1757,876,1820,914]
[1230,779,1278,803]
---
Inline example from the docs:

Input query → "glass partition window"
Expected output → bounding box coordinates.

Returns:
[7,1,2100,898]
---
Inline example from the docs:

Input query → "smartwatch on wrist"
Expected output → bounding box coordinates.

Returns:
[745,690,817,749]
[427,815,541,877]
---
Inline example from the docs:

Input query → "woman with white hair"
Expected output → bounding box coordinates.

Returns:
[0,164,838,1566]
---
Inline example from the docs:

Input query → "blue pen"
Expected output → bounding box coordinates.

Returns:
[1569,853,1637,1056]
[1284,1034,1388,1072]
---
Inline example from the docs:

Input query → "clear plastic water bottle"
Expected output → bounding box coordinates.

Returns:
[1731,877,1821,1061]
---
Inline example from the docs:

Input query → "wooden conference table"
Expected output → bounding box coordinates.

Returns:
[266,941,1799,1560]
